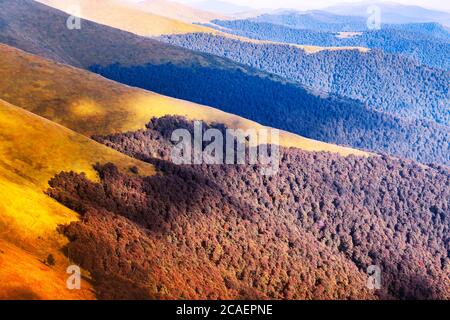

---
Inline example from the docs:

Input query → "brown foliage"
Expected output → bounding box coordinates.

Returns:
[48,116,449,300]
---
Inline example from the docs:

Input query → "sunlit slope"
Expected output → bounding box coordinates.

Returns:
[0,44,367,156]
[129,0,227,23]
[0,240,93,300]
[0,98,154,299]
[36,0,217,36]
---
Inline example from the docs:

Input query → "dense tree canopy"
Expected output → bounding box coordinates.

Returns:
[48,116,450,300]
[207,19,450,70]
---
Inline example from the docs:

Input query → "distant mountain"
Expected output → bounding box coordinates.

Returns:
[252,10,450,37]
[190,0,253,15]
[323,1,450,26]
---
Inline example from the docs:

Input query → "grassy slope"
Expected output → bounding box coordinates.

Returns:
[227,35,370,53]
[0,44,368,156]
[36,0,218,36]
[0,98,154,299]
[130,0,227,23]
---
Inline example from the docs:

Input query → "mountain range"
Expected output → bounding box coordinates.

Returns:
[323,1,450,26]
[0,0,448,300]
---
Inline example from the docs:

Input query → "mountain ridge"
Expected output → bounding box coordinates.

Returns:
[0,43,367,156]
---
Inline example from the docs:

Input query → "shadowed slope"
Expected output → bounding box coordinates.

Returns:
[161,33,450,126]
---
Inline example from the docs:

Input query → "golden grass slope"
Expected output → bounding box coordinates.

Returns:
[254,39,369,54]
[130,0,227,23]
[0,98,154,299]
[0,43,367,156]
[36,0,217,36]
[217,33,370,54]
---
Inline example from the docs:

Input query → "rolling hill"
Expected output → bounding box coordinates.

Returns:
[0,40,370,301]
[36,0,359,52]
[0,98,154,299]
[91,57,449,165]
[45,115,450,299]
[0,0,222,68]
[0,0,449,301]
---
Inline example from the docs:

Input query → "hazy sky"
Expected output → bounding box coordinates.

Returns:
[173,0,450,12]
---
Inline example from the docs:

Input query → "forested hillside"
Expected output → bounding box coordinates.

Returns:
[47,116,450,300]
[252,11,450,38]
[207,19,450,70]
[162,33,450,126]
[251,11,368,32]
